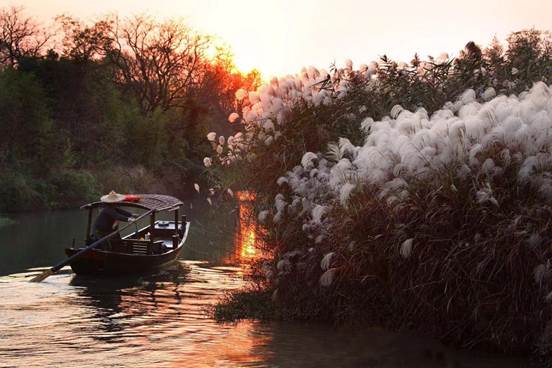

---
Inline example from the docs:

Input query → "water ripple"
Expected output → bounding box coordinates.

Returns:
[0,262,530,368]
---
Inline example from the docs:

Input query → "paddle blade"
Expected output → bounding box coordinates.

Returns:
[30,269,54,282]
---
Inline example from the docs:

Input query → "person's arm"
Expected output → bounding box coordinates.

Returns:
[105,207,133,222]
[115,207,137,222]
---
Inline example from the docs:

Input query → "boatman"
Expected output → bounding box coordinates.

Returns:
[93,191,137,250]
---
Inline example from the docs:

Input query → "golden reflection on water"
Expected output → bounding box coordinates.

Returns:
[231,191,263,263]
[0,262,272,368]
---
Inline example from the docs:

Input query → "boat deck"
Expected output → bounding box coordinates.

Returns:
[99,220,185,255]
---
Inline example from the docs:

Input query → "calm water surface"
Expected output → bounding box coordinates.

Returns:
[0,199,530,367]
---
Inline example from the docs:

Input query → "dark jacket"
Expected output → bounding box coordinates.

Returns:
[93,206,133,236]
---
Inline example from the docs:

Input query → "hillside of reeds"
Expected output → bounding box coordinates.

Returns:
[208,29,552,356]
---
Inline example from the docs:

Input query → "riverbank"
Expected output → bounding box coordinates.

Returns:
[214,293,550,368]
[0,164,202,212]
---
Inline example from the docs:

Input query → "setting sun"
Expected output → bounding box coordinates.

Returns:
[193,0,289,76]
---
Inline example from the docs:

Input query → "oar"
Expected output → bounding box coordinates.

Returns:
[30,209,154,282]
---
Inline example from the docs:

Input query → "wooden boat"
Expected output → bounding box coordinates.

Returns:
[65,194,190,276]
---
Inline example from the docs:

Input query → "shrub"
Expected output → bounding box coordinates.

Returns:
[0,67,60,172]
[48,169,98,207]
[214,288,273,322]
[0,171,40,211]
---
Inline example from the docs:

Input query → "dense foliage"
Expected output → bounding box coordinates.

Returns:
[210,30,552,355]
[0,7,259,211]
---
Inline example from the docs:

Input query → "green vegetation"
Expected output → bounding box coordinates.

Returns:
[0,7,259,212]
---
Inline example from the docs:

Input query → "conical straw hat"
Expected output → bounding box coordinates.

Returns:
[100,190,126,203]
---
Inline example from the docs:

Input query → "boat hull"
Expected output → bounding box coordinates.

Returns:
[65,245,184,276]
[65,222,190,277]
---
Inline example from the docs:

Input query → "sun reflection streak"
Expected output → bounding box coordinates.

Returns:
[232,191,262,263]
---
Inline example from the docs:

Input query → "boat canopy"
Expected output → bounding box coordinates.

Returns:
[81,194,183,212]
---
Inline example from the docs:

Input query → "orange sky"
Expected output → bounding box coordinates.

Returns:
[1,0,551,77]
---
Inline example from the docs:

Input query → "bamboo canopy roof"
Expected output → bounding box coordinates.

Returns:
[81,194,183,212]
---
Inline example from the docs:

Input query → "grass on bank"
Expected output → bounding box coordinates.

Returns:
[213,288,274,322]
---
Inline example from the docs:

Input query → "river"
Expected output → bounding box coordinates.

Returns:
[0,198,529,367]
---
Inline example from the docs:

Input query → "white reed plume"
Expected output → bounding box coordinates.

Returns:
[400,238,414,259]
[319,268,337,287]
[228,113,240,123]
[320,252,335,271]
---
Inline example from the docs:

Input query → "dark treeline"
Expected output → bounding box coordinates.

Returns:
[0,7,259,211]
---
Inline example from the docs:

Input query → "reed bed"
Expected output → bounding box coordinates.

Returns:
[210,30,552,356]
[267,175,552,353]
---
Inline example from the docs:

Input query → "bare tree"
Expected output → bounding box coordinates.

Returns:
[57,15,114,62]
[109,16,210,114]
[0,7,49,66]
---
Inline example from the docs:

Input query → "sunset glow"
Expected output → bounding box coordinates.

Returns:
[195,1,288,76]
[233,191,261,262]
[6,0,552,77]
